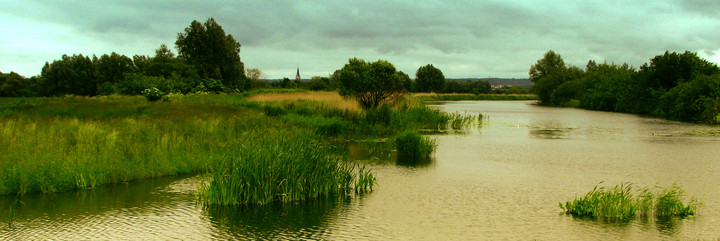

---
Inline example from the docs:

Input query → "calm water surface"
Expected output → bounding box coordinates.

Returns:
[2,101,720,240]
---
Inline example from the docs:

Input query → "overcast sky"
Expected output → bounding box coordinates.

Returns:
[2,0,719,79]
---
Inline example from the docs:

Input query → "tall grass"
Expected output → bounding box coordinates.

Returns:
[560,183,701,221]
[0,95,375,199]
[198,131,374,205]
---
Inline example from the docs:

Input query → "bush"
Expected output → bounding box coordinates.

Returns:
[365,103,392,125]
[395,130,436,160]
[141,87,165,101]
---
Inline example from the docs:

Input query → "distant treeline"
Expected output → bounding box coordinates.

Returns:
[530,50,720,123]
[1,17,530,98]
[1,18,247,97]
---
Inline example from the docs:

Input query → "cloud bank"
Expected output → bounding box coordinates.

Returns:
[2,0,719,79]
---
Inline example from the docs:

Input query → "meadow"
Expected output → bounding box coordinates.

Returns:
[0,91,459,204]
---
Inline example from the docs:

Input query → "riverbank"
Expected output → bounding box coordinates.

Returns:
[413,93,537,102]
[0,92,454,197]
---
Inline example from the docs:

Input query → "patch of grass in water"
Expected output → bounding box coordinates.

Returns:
[198,132,374,205]
[560,183,701,221]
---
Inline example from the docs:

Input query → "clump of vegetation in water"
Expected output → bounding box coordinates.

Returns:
[394,130,436,160]
[560,183,701,220]
[198,133,374,205]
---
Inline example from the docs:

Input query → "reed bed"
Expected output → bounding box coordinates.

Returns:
[560,183,701,221]
[198,131,374,205]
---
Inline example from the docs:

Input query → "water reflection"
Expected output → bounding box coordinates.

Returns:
[0,175,201,240]
[344,141,436,168]
[204,196,353,240]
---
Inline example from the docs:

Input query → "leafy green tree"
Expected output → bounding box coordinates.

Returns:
[96,52,134,95]
[640,51,719,91]
[0,71,38,97]
[659,74,720,122]
[529,50,571,105]
[397,71,412,92]
[41,54,97,96]
[415,64,445,92]
[175,18,246,90]
[335,58,404,109]
[579,63,636,111]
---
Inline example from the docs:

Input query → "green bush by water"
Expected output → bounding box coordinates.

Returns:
[395,130,436,160]
[560,183,701,220]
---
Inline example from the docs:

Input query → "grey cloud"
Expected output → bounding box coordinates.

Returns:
[2,0,720,78]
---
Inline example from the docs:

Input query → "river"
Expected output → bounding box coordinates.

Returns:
[2,100,719,240]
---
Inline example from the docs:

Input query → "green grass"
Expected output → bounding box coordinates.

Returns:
[395,130,437,160]
[416,94,537,102]
[198,131,374,205]
[0,91,459,205]
[0,94,377,200]
[560,183,701,221]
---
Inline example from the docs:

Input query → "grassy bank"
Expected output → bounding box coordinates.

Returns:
[414,93,537,102]
[1,92,456,204]
[0,95,288,195]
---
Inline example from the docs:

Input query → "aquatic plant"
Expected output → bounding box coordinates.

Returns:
[198,133,374,205]
[560,183,701,221]
[395,130,436,160]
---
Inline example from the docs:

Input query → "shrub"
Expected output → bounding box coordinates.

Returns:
[141,87,165,101]
[395,130,436,160]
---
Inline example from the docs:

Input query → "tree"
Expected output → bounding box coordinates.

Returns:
[415,64,445,92]
[529,50,570,105]
[96,52,134,94]
[245,68,266,89]
[41,54,97,96]
[175,18,246,90]
[334,58,404,109]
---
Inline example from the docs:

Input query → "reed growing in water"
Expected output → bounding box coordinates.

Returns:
[198,131,374,205]
[560,183,701,220]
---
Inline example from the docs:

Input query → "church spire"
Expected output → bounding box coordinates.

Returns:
[295,67,301,81]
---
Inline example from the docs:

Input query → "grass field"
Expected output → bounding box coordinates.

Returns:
[0,91,462,204]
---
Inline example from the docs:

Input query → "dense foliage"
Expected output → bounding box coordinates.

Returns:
[333,58,405,109]
[529,50,720,123]
[1,18,246,97]
[415,64,446,93]
[176,18,247,90]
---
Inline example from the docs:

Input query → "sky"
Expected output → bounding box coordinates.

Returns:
[1,0,719,79]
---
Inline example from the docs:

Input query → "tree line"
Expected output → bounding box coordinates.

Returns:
[2,18,246,97]
[530,50,720,123]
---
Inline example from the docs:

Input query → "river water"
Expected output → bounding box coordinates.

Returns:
[2,101,719,240]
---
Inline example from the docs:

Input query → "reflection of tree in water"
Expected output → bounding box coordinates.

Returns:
[204,195,355,240]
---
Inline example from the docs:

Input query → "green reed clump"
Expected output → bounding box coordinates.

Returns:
[395,130,436,160]
[198,133,374,205]
[560,183,701,221]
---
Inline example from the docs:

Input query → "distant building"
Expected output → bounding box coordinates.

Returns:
[296,67,301,82]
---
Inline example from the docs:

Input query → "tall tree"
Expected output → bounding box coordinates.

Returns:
[529,50,569,105]
[415,64,445,92]
[175,18,246,90]
[41,54,97,96]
